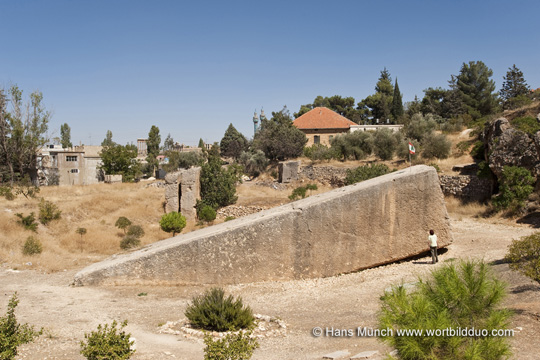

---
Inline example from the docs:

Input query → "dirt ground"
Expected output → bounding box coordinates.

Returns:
[1,214,539,360]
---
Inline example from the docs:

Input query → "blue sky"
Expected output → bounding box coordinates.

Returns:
[1,0,539,146]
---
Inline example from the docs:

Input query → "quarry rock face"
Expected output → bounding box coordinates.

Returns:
[74,165,452,286]
[278,160,300,183]
[484,117,540,179]
[164,167,201,220]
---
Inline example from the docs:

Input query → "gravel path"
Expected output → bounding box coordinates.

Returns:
[1,216,539,360]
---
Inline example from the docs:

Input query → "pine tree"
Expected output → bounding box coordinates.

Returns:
[456,61,498,119]
[391,78,404,121]
[500,64,530,109]
[220,123,248,159]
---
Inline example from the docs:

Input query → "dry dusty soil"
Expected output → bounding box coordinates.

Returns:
[1,216,540,360]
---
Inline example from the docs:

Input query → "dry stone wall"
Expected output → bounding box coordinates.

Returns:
[439,175,493,201]
[73,165,452,286]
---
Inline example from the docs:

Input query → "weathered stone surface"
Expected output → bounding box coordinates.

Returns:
[73,165,452,286]
[439,175,493,201]
[350,350,379,359]
[300,165,348,186]
[164,167,201,219]
[278,160,300,183]
[484,117,540,179]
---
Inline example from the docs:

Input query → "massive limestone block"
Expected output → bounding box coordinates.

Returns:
[278,160,300,183]
[164,167,201,220]
[74,165,452,286]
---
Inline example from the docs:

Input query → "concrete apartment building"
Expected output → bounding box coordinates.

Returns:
[40,145,103,186]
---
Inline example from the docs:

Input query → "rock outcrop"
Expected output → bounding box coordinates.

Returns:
[73,165,452,286]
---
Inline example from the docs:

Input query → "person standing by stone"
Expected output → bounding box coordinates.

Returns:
[428,229,438,264]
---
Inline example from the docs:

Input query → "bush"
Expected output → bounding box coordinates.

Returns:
[470,140,485,160]
[492,166,535,212]
[120,235,141,250]
[422,133,452,159]
[203,330,259,360]
[238,150,268,177]
[405,113,437,142]
[126,225,145,239]
[198,204,217,222]
[303,144,339,162]
[80,320,135,360]
[38,199,62,225]
[344,164,391,186]
[510,116,540,135]
[454,141,471,157]
[15,213,38,232]
[0,293,41,360]
[22,236,42,256]
[330,131,373,161]
[379,260,511,360]
[162,151,205,172]
[288,184,317,201]
[373,128,398,160]
[505,232,540,283]
[159,212,187,236]
[115,217,132,234]
[185,288,255,332]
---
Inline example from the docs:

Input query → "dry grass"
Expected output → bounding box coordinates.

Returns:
[444,196,488,218]
[0,181,169,271]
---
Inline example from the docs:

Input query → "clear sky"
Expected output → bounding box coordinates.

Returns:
[1,0,539,146]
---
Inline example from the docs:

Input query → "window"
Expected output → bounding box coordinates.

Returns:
[66,155,77,162]
[314,135,320,144]
[70,169,79,173]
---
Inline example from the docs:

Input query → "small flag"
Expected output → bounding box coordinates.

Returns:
[408,142,415,154]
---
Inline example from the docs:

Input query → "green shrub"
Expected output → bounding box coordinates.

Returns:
[0,293,41,360]
[38,199,62,225]
[238,150,268,177]
[224,216,235,222]
[22,236,42,256]
[373,128,397,161]
[510,116,540,135]
[80,320,135,360]
[454,141,471,157]
[505,232,540,283]
[288,184,317,201]
[115,217,132,234]
[492,166,535,212]
[330,131,373,161]
[344,164,391,186]
[477,161,494,179]
[203,330,259,360]
[159,212,186,236]
[429,163,441,173]
[405,113,437,142]
[303,144,339,162]
[470,140,485,160]
[198,204,217,222]
[379,260,511,360]
[126,225,144,239]
[422,133,452,159]
[15,213,38,232]
[120,235,141,250]
[185,288,255,332]
[200,146,238,209]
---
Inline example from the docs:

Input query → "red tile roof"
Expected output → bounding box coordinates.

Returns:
[293,107,357,129]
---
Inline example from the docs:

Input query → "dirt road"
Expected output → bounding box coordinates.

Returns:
[2,216,539,360]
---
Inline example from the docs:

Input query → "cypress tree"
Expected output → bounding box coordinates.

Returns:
[392,78,404,120]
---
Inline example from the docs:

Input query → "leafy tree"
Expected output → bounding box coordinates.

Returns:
[115,217,132,234]
[162,151,205,172]
[60,123,72,148]
[101,130,115,147]
[80,320,135,360]
[373,128,397,160]
[330,131,373,161]
[505,232,540,283]
[146,125,161,171]
[422,133,452,159]
[0,86,50,186]
[0,293,41,360]
[253,106,307,161]
[159,211,187,236]
[456,61,499,120]
[294,95,360,122]
[76,227,87,240]
[220,123,248,159]
[199,145,238,209]
[492,166,535,212]
[99,144,141,182]
[379,260,511,360]
[163,133,175,152]
[391,78,404,120]
[405,113,437,143]
[500,64,530,109]
[237,150,268,177]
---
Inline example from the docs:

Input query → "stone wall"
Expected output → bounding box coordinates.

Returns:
[74,165,452,286]
[439,175,493,201]
[299,165,348,186]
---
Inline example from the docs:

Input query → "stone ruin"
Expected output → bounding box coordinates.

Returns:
[278,160,300,183]
[164,167,201,220]
[74,165,453,286]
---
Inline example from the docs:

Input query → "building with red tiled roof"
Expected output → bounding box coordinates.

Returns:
[292,107,357,146]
